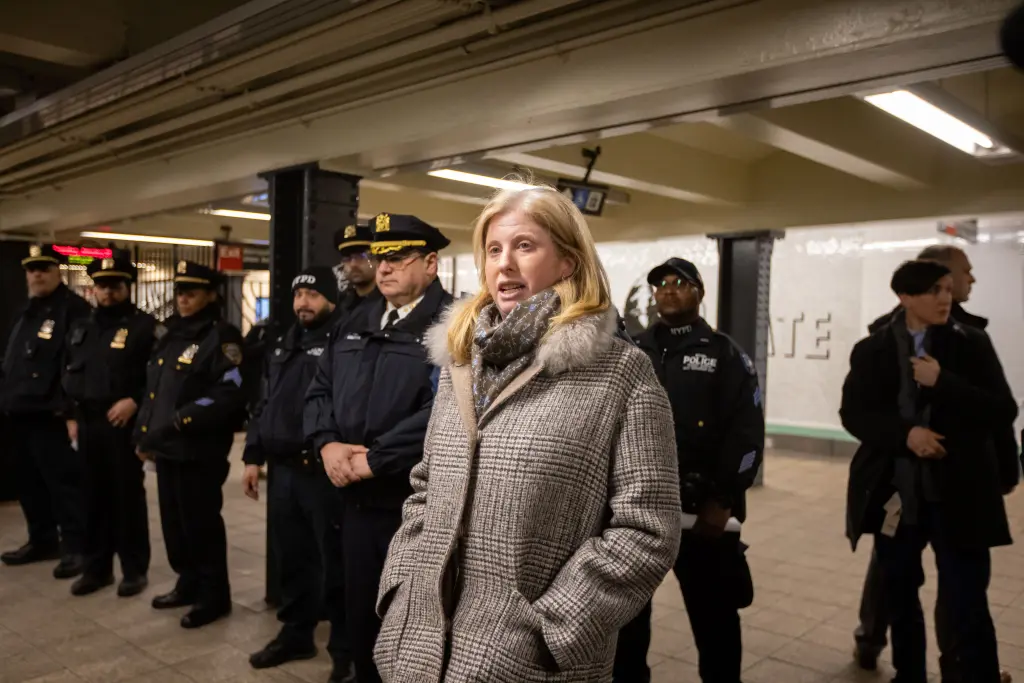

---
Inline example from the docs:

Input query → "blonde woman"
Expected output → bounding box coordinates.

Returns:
[373,186,682,682]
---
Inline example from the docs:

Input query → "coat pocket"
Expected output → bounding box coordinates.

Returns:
[373,578,412,681]
[482,590,567,683]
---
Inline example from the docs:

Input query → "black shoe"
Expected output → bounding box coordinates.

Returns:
[0,542,60,566]
[855,644,879,671]
[53,555,85,579]
[249,638,317,669]
[180,603,231,629]
[117,575,148,597]
[329,660,356,683]
[152,589,195,609]
[70,573,114,596]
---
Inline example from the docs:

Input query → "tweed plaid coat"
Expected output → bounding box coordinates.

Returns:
[373,302,682,683]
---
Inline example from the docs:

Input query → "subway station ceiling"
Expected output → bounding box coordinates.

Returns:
[0,0,1022,253]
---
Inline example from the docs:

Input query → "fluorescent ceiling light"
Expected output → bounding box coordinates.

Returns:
[861,237,941,252]
[200,208,271,221]
[863,91,994,155]
[427,169,537,191]
[80,231,216,247]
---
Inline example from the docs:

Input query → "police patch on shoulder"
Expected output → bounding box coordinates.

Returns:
[222,343,243,366]
[740,351,756,376]
[154,324,168,341]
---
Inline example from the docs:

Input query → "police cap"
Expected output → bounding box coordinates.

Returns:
[647,257,704,292]
[87,252,137,284]
[370,213,450,256]
[21,244,64,269]
[335,224,373,256]
[173,260,221,290]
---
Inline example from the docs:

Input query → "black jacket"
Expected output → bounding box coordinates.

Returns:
[134,306,247,461]
[636,318,765,522]
[841,318,1018,550]
[244,312,338,466]
[866,303,1020,492]
[63,301,156,414]
[305,279,452,509]
[0,283,92,416]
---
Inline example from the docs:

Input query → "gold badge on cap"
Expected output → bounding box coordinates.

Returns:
[110,328,128,350]
[29,245,41,257]
[375,214,390,233]
[344,225,357,239]
[37,319,55,340]
[177,343,199,364]
[101,258,114,270]
[176,261,187,274]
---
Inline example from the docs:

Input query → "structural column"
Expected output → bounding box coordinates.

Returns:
[260,165,360,605]
[711,230,781,486]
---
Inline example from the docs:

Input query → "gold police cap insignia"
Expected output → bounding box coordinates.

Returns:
[375,214,390,233]
[29,245,41,257]
[344,225,356,239]
[101,258,114,270]
[176,260,187,274]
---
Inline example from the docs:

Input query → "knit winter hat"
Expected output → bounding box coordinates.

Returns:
[292,266,339,303]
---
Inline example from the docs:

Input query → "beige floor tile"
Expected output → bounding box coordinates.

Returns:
[0,648,65,683]
[171,645,254,683]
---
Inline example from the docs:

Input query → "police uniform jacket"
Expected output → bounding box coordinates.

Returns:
[243,312,338,466]
[133,306,246,461]
[842,317,1018,550]
[63,301,156,412]
[1,283,92,416]
[304,278,453,509]
[635,317,765,522]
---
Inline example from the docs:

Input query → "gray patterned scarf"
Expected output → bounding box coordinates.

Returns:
[471,289,561,417]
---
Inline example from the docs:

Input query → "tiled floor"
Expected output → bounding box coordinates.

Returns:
[3,445,1024,683]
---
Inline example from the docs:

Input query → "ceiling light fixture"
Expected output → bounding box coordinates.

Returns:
[80,231,216,247]
[427,169,537,191]
[200,208,271,221]
[860,237,942,252]
[863,91,992,155]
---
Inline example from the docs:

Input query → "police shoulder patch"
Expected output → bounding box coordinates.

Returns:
[222,343,243,366]
[740,350,756,376]
[154,323,168,341]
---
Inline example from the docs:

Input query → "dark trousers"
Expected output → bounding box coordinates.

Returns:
[341,499,403,683]
[79,412,150,580]
[269,462,349,664]
[856,545,959,680]
[875,504,999,683]
[615,532,746,683]
[12,413,86,555]
[156,456,231,607]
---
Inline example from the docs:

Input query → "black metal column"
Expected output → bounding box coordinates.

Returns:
[260,165,360,605]
[712,231,781,487]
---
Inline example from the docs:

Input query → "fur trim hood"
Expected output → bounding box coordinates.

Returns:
[425,297,620,375]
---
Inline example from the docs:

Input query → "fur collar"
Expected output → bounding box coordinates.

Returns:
[425,298,620,375]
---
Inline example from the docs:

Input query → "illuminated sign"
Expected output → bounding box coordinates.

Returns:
[52,245,113,259]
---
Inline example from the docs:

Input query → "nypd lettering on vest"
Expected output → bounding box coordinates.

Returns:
[682,352,717,373]
[307,347,325,357]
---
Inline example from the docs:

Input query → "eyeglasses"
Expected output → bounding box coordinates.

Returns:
[370,253,423,270]
[340,251,370,264]
[653,278,692,291]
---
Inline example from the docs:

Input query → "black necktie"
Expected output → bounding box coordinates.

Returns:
[384,309,400,329]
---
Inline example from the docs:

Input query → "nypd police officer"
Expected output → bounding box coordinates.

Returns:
[305,213,453,683]
[614,258,765,683]
[134,261,247,629]
[334,223,381,318]
[242,267,353,682]
[0,244,91,579]
[63,254,156,598]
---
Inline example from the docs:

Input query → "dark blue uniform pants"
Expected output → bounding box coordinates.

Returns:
[269,462,349,664]
[80,411,150,580]
[614,532,746,683]
[875,504,999,683]
[156,456,231,608]
[12,413,86,555]
[341,499,403,683]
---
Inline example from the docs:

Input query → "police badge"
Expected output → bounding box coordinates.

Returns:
[375,214,390,232]
[178,343,200,364]
[110,328,128,349]
[29,245,41,257]
[222,343,243,366]
[37,319,55,340]
[344,225,357,239]
[176,261,188,274]
[102,258,114,270]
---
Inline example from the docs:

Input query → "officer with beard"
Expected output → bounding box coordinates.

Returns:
[63,253,155,598]
[242,267,354,682]
[134,261,247,629]
[0,244,91,579]
[615,257,764,683]
[334,224,380,318]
